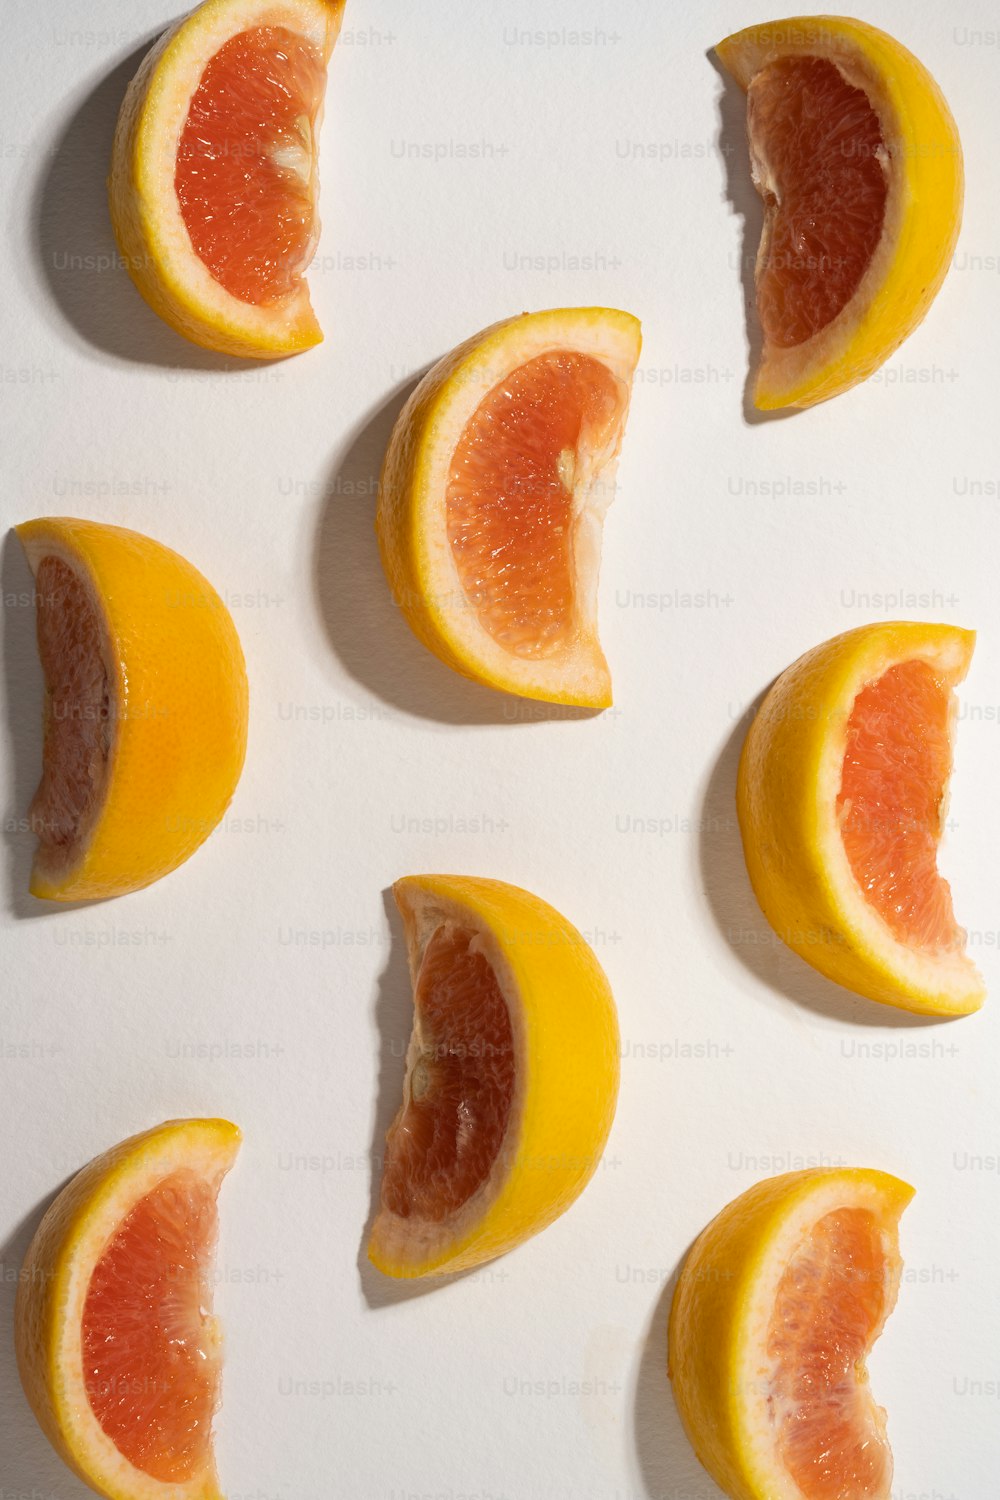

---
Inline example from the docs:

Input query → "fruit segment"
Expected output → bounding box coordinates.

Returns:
[717,16,963,407]
[669,1169,913,1500]
[14,1119,240,1500]
[369,875,620,1277]
[376,307,641,707]
[17,517,248,902]
[737,621,983,1015]
[109,0,345,357]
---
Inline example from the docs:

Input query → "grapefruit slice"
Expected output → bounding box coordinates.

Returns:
[15,1118,240,1500]
[716,17,963,407]
[375,307,641,707]
[669,1168,914,1500]
[109,0,345,358]
[737,621,983,1015]
[369,875,620,1277]
[17,517,248,901]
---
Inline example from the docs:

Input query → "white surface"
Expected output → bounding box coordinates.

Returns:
[1,1,998,1497]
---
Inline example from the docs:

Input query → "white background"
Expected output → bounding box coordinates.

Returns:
[2,1,999,1497]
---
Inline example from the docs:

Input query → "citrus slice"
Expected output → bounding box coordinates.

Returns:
[369,875,620,1277]
[15,1118,241,1500]
[109,0,345,358]
[716,17,963,407]
[669,1168,914,1500]
[375,307,641,706]
[737,621,983,1015]
[17,517,249,901]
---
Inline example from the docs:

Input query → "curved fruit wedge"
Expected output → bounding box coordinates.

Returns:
[15,1118,241,1500]
[737,621,982,1015]
[369,875,620,1276]
[109,0,345,358]
[375,307,641,707]
[17,517,248,901]
[669,1168,913,1500]
[716,17,963,408]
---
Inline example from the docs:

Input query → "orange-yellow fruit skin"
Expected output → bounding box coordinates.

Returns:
[717,16,963,408]
[668,1168,914,1500]
[14,1118,240,1500]
[736,621,981,1015]
[17,517,249,901]
[108,0,345,359]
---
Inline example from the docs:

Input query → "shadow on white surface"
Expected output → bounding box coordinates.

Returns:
[708,51,799,430]
[0,1181,94,1500]
[698,706,954,1030]
[313,377,602,727]
[31,31,283,374]
[632,1257,726,1500]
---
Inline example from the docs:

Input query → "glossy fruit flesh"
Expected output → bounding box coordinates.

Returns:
[175,26,326,305]
[31,557,109,858]
[446,351,624,659]
[748,56,887,348]
[768,1207,891,1499]
[380,926,515,1222]
[81,1171,219,1483]
[838,660,959,951]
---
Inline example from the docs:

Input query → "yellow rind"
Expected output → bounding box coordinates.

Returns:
[108,0,345,359]
[668,1168,914,1500]
[716,15,963,408]
[15,1118,241,1500]
[736,620,983,1015]
[17,517,249,901]
[375,307,642,707]
[369,874,620,1276]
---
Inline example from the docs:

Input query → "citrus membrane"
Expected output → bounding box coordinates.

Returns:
[749,56,888,348]
[838,659,959,952]
[82,1172,219,1484]
[380,926,515,1222]
[768,1207,891,1498]
[446,352,626,658]
[31,556,110,865]
[175,25,326,305]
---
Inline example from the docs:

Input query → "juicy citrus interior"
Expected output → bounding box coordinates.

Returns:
[748,56,887,348]
[767,1207,890,1499]
[81,1170,219,1484]
[380,926,515,1222]
[31,556,109,861]
[445,351,625,659]
[838,660,959,952]
[175,26,326,305]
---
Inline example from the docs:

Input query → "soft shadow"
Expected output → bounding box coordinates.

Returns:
[708,51,798,428]
[633,1259,723,1500]
[358,890,485,1308]
[698,706,951,1028]
[32,33,278,372]
[0,1184,94,1499]
[313,378,600,727]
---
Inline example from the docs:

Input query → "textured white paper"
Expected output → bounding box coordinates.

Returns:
[2,1,998,1496]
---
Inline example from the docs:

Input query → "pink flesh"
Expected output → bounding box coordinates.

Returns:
[380,925,515,1222]
[748,56,888,348]
[81,1171,219,1482]
[30,555,110,856]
